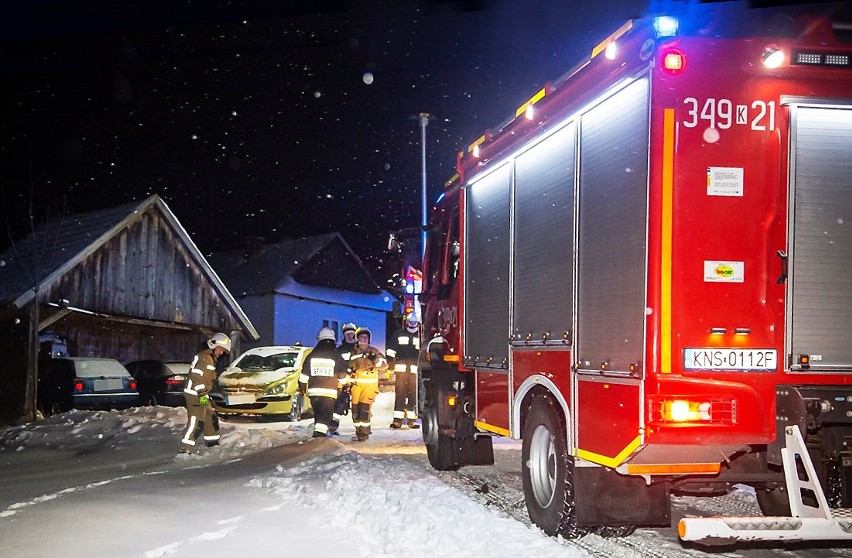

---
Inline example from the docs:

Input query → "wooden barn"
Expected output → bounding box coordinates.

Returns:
[0,195,258,422]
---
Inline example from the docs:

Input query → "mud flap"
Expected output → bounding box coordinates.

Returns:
[461,434,495,466]
[574,466,671,527]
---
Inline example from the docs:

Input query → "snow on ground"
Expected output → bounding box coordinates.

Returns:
[5,393,848,558]
[0,392,586,557]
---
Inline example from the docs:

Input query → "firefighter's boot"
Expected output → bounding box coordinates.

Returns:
[407,419,420,429]
[390,418,403,429]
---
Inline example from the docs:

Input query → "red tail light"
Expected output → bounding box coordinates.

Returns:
[661,48,686,74]
[73,379,85,392]
[128,379,137,390]
[165,378,184,386]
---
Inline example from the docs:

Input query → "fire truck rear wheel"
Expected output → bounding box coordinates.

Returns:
[756,485,791,516]
[756,442,835,516]
[521,395,585,538]
[422,391,460,471]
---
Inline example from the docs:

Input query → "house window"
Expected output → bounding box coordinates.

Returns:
[322,320,339,336]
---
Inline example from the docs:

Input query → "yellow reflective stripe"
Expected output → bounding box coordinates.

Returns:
[661,108,675,374]
[575,436,642,468]
[474,420,509,437]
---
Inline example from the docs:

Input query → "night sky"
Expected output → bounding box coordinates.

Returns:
[0,0,651,283]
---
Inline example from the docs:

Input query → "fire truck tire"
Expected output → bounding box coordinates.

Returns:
[521,395,585,538]
[756,441,838,516]
[756,485,791,517]
[422,398,460,471]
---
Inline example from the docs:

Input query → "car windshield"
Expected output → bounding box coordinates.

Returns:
[73,359,131,378]
[233,352,298,371]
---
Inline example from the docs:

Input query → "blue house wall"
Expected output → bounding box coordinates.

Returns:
[274,295,388,353]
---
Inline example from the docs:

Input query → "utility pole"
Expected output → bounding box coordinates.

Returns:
[418,112,430,261]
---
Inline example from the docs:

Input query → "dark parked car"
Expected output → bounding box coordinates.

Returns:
[38,357,140,416]
[124,360,190,407]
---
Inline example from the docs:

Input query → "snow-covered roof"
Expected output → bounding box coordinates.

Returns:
[209,232,394,312]
[0,195,258,338]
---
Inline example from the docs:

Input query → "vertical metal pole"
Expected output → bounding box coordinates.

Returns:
[418,112,430,261]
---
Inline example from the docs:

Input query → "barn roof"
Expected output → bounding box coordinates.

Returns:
[0,195,258,338]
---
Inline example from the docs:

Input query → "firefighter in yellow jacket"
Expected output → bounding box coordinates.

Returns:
[348,326,387,442]
[180,332,230,454]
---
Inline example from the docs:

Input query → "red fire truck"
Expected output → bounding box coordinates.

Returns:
[413,2,852,545]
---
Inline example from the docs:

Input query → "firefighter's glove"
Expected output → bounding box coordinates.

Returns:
[199,395,209,406]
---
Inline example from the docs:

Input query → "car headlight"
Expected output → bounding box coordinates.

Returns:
[264,383,288,396]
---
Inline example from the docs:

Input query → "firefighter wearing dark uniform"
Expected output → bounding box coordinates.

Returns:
[386,313,421,429]
[180,332,230,453]
[348,326,387,442]
[330,322,357,434]
[299,327,348,438]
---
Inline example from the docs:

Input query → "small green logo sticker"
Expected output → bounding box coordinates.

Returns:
[715,264,734,277]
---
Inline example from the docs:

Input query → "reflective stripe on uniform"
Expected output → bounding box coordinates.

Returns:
[299,373,309,383]
[181,416,198,444]
[393,410,405,419]
[354,378,378,385]
[394,363,407,372]
[315,422,329,434]
[307,387,338,398]
[204,434,220,442]
[353,421,371,428]
[386,348,397,358]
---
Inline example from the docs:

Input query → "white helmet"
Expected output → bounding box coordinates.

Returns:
[405,313,419,331]
[207,332,232,353]
[317,327,336,342]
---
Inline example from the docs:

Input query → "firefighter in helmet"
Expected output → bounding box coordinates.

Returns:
[299,327,348,438]
[386,313,421,429]
[347,326,387,441]
[180,332,230,454]
[329,322,358,435]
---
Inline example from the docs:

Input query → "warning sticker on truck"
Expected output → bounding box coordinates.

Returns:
[707,166,744,196]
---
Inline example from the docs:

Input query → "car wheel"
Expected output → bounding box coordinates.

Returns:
[141,393,157,406]
[287,394,303,422]
[49,400,66,417]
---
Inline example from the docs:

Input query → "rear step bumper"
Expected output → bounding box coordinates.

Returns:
[679,425,852,545]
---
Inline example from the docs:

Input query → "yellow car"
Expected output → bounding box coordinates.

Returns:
[211,345,312,421]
